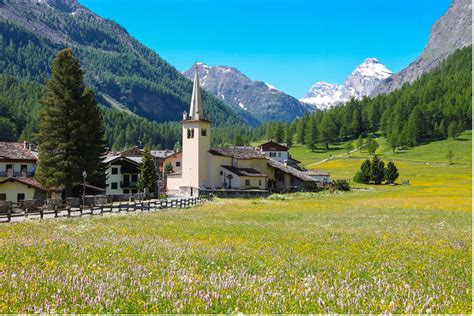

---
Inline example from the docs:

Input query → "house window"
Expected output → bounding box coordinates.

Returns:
[17,193,25,202]
[124,189,129,194]
[176,161,181,167]
[201,128,207,136]
[21,164,27,173]
[278,153,281,157]
[259,180,262,186]
[131,189,138,194]
[0,193,6,201]
[6,164,13,172]
[111,182,118,190]
[131,174,138,182]
[245,179,250,187]
[220,171,223,175]
[111,167,118,175]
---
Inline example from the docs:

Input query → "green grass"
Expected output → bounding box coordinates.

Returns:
[0,132,471,313]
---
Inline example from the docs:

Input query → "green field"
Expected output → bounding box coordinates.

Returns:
[0,132,471,313]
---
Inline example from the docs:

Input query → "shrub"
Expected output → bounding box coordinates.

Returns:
[384,161,399,184]
[353,171,364,184]
[334,179,350,191]
[370,155,385,184]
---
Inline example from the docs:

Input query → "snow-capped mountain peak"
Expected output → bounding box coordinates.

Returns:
[300,58,393,110]
[350,58,393,80]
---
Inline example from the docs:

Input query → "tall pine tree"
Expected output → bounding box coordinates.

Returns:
[36,48,106,195]
[137,145,158,195]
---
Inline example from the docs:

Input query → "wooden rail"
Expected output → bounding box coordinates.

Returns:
[0,197,205,224]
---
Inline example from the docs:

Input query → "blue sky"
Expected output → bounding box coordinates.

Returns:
[80,0,451,98]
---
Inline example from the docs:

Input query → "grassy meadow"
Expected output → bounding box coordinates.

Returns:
[0,132,471,313]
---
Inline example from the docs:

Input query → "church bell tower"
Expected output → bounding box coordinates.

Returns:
[181,65,211,192]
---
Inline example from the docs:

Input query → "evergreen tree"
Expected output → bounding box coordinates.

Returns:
[295,117,307,144]
[355,159,371,184]
[357,134,364,152]
[370,155,385,184]
[304,119,318,152]
[137,145,158,194]
[366,138,379,155]
[384,161,399,184]
[318,114,338,150]
[345,141,354,157]
[36,48,106,195]
[284,125,293,148]
[0,117,17,141]
[404,106,424,146]
[387,133,399,154]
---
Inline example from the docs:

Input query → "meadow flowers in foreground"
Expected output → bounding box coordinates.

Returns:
[0,189,471,313]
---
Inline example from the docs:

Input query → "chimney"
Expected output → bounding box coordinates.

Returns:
[23,140,28,149]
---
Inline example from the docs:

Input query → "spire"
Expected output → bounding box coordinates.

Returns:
[189,64,203,120]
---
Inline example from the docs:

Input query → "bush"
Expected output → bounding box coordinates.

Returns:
[333,179,350,191]
[354,157,399,185]
[384,161,399,184]
[353,171,364,184]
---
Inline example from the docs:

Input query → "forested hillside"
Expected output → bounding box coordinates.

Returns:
[0,1,243,126]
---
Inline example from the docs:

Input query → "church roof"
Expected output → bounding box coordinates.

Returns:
[209,147,267,159]
[267,159,316,182]
[189,65,203,120]
[221,166,267,177]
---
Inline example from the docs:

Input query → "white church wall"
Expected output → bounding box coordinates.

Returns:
[166,175,182,192]
[208,154,232,189]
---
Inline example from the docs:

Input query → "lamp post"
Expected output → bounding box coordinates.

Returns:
[82,170,87,207]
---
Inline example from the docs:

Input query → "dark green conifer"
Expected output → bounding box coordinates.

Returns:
[36,48,106,195]
[137,145,158,194]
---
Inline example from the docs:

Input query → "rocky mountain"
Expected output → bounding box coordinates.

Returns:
[300,58,392,110]
[372,0,472,95]
[0,0,243,126]
[183,63,309,123]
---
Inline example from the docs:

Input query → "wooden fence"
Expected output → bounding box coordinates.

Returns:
[0,197,204,224]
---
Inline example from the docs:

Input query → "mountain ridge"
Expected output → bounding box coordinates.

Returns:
[371,0,472,95]
[183,62,309,124]
[300,58,392,110]
[0,0,243,126]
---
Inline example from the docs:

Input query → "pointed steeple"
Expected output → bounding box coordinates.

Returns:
[189,64,203,120]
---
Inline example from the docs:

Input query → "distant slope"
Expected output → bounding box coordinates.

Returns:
[183,62,308,124]
[0,0,243,126]
[372,0,472,95]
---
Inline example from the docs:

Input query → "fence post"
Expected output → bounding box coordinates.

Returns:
[40,208,43,220]
[7,207,11,222]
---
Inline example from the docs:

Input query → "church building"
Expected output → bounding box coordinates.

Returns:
[166,67,321,196]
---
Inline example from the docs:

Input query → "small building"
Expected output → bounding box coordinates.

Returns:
[161,151,182,174]
[103,147,175,195]
[0,141,37,179]
[256,140,289,163]
[267,159,317,192]
[103,154,141,195]
[304,169,331,186]
[0,177,61,202]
